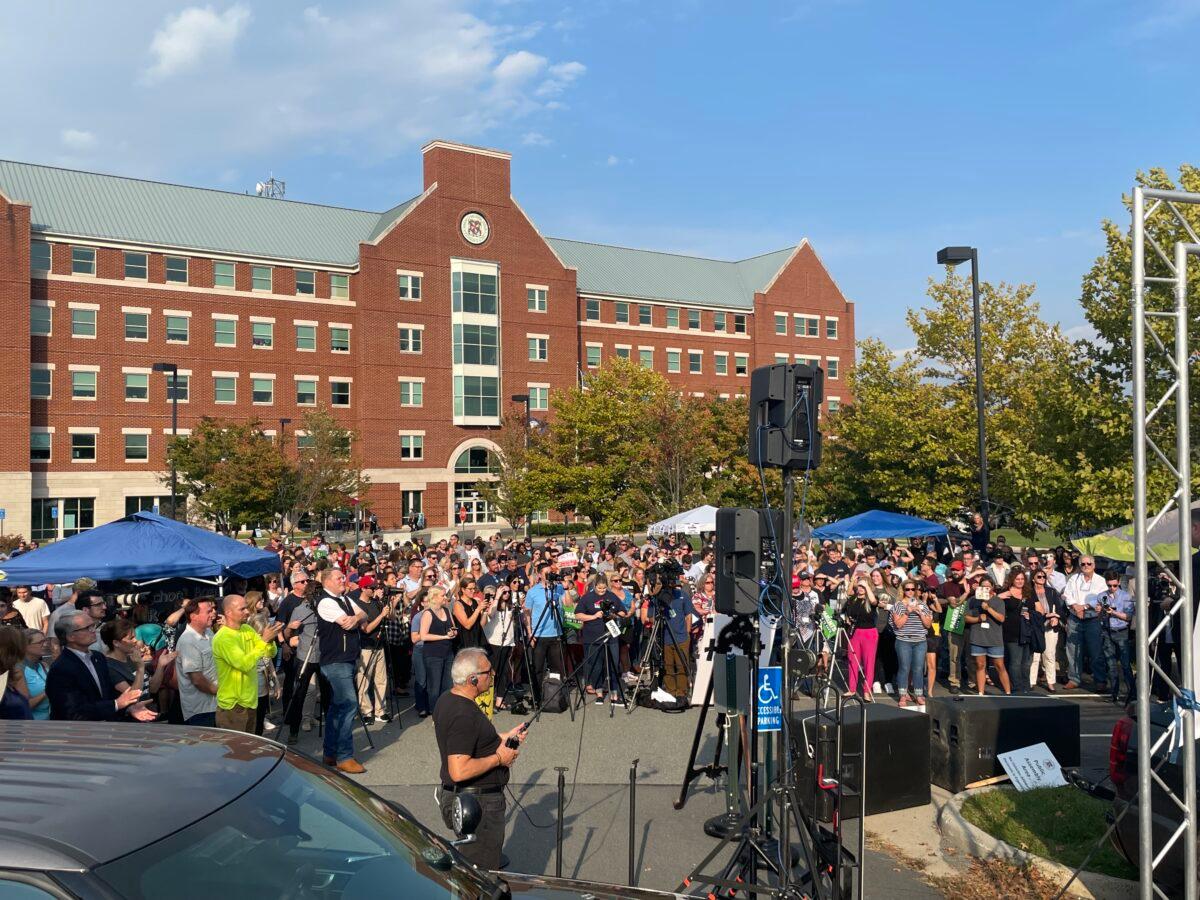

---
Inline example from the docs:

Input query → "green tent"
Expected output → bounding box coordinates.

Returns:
[1072,500,1200,562]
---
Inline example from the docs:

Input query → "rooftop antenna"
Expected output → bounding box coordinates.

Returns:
[254,175,286,199]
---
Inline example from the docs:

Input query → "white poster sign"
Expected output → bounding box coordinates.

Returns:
[997,742,1067,791]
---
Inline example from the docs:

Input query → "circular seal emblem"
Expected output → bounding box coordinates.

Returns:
[460,211,490,245]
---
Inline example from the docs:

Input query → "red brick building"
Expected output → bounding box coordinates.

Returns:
[0,140,855,540]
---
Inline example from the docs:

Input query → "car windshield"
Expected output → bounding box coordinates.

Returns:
[94,754,501,899]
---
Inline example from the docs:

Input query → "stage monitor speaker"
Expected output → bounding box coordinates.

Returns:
[789,703,931,821]
[715,507,783,615]
[747,363,823,471]
[926,695,1081,793]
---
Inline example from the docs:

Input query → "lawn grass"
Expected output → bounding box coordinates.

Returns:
[991,527,1069,549]
[960,786,1137,881]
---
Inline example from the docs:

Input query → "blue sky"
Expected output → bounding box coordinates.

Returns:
[4,0,1199,350]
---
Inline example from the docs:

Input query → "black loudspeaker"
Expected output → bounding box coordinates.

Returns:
[715,507,783,615]
[789,703,931,821]
[747,363,823,470]
[926,695,1081,793]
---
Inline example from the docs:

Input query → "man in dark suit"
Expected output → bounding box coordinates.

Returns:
[47,610,156,721]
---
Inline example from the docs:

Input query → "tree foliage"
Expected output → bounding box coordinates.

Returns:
[277,406,370,533]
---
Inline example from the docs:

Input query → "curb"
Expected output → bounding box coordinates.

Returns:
[936,786,1136,899]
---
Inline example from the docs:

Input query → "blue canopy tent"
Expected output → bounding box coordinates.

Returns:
[812,510,948,542]
[0,512,280,592]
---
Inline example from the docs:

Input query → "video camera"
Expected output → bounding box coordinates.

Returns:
[646,558,684,592]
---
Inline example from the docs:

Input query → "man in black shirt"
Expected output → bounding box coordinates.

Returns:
[435,647,528,869]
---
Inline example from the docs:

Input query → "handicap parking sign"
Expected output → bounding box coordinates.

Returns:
[756,666,783,733]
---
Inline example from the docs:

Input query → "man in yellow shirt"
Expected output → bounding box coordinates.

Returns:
[212,594,281,733]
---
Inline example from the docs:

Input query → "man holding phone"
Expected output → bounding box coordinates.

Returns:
[436,648,528,869]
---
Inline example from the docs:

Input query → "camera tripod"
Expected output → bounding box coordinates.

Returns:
[527,582,578,719]
[626,587,694,713]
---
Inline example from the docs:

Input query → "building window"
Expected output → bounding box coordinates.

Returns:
[615,346,630,360]
[715,354,728,376]
[688,351,702,374]
[32,497,95,540]
[32,241,51,272]
[734,353,749,376]
[251,377,274,404]
[452,270,498,314]
[828,398,841,413]
[165,315,189,343]
[530,385,549,411]
[455,447,495,474]
[687,309,701,330]
[295,379,317,405]
[615,302,629,324]
[453,324,498,365]
[124,251,148,280]
[165,256,189,283]
[125,496,174,516]
[62,498,94,536]
[330,273,349,299]
[124,433,149,462]
[31,432,51,462]
[796,315,819,337]
[528,336,548,362]
[775,312,787,335]
[666,350,681,373]
[71,246,96,275]
[331,381,351,407]
[639,305,652,326]
[585,298,600,320]
[31,305,52,336]
[528,287,548,312]
[167,373,189,402]
[296,433,315,451]
[124,372,148,400]
[30,368,51,399]
[398,273,422,300]
[826,318,839,339]
[252,265,272,292]
[714,312,726,332]
[639,348,653,368]
[125,311,148,341]
[295,269,315,295]
[666,308,679,329]
[214,261,235,289]
[402,490,423,520]
[252,321,273,349]
[214,318,237,346]
[399,380,423,407]
[330,326,350,353]
[452,375,499,417]
[295,324,316,351]
[733,314,747,334]
[826,358,840,379]
[775,353,789,364]
[400,434,424,460]
[71,371,97,399]
[586,345,601,368]
[214,376,237,404]
[398,327,423,353]
[71,433,96,462]
[71,308,96,338]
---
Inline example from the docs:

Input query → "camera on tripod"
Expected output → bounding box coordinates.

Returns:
[647,559,684,592]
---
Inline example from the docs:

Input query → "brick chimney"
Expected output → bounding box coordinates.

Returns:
[421,140,511,203]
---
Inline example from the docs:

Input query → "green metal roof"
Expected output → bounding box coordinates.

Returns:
[0,159,796,303]
[546,238,795,309]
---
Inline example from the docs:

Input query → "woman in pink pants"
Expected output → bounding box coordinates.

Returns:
[843,581,880,701]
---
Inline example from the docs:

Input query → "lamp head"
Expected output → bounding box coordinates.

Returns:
[151,362,177,374]
[510,393,530,403]
[936,246,975,266]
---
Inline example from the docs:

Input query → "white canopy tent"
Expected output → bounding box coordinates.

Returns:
[646,504,719,536]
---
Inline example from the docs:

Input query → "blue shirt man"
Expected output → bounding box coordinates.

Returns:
[525,578,564,638]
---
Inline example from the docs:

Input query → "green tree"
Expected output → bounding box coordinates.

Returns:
[165,418,289,532]
[474,409,543,529]
[277,406,369,533]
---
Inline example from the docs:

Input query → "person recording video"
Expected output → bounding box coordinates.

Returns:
[524,562,564,702]
[575,573,625,704]
[434,648,528,870]
[645,561,697,703]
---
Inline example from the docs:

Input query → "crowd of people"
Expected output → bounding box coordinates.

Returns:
[1,515,1191,769]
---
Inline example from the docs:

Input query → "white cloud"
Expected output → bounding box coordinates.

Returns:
[1064,322,1098,343]
[493,50,547,84]
[536,60,586,97]
[145,4,251,81]
[302,5,330,26]
[606,154,620,166]
[60,129,96,150]
[522,131,551,146]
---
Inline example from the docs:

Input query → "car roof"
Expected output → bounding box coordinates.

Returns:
[0,722,282,870]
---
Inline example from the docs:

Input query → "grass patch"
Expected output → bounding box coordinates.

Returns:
[961,786,1136,881]
[991,527,1068,549]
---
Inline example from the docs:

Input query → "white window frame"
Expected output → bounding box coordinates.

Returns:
[614,343,631,360]
[398,323,424,354]
[69,302,98,339]
[638,304,652,326]
[733,314,747,334]
[827,396,841,413]
[397,270,423,301]
[212,313,238,348]
[122,428,151,463]
[825,316,839,339]
[527,284,548,313]
[399,430,425,461]
[527,333,549,363]
[714,351,729,376]
[68,364,99,401]
[734,353,749,376]
[294,320,318,352]
[213,260,236,290]
[295,269,316,296]
[666,348,681,374]
[585,342,602,368]
[666,308,680,329]
[330,377,352,407]
[795,314,819,337]
[166,370,191,404]
[31,301,53,337]
[687,309,701,331]
[31,363,54,400]
[250,373,275,406]
[775,312,788,335]
[69,427,99,464]
[250,316,275,350]
[31,240,51,273]
[294,375,318,407]
[615,301,630,324]
[826,356,840,379]
[71,246,96,276]
[398,377,425,408]
[213,372,238,405]
[585,298,601,321]
[123,367,150,403]
[164,309,191,345]
[251,265,273,293]
[688,349,703,375]
[330,323,352,354]
[330,273,349,300]
[30,427,53,463]
[123,307,150,342]
[638,346,654,369]
[165,255,189,284]
[124,250,148,281]
[529,383,550,412]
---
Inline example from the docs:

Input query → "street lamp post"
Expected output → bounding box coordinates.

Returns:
[511,393,532,541]
[152,362,179,519]
[278,417,291,447]
[936,246,989,519]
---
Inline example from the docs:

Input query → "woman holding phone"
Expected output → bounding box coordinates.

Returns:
[419,587,457,707]
[964,577,1012,695]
